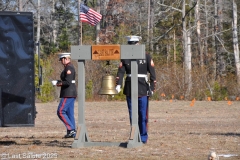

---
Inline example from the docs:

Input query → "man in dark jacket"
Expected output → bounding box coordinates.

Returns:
[116,36,156,144]
[56,53,77,138]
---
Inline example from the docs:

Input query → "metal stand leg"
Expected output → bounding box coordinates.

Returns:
[127,125,142,148]
[71,60,90,148]
[127,60,143,148]
[72,124,90,148]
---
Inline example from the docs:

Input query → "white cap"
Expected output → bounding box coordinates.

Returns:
[58,52,71,60]
[126,35,142,42]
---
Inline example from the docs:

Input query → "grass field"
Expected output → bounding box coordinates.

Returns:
[0,100,240,160]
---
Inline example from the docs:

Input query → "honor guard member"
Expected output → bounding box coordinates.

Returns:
[56,53,77,138]
[115,36,156,144]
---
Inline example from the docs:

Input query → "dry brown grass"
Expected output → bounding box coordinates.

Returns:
[0,100,240,159]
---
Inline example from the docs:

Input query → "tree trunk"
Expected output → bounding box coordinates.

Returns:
[52,0,57,44]
[147,0,150,50]
[215,0,225,80]
[18,0,22,11]
[213,0,217,80]
[195,0,203,69]
[232,0,240,85]
[36,0,41,54]
[150,0,154,52]
[186,31,192,97]
[182,0,192,99]
[167,43,170,68]
[173,29,176,71]
[204,0,209,66]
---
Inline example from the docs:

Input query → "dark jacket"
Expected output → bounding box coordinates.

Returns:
[116,53,156,97]
[59,63,77,98]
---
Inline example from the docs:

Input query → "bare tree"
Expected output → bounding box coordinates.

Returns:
[182,0,192,98]
[18,0,23,11]
[157,0,197,99]
[214,0,225,80]
[195,0,203,69]
[36,0,41,54]
[52,0,57,44]
[232,0,240,85]
[204,0,209,66]
[149,0,154,52]
[147,0,152,51]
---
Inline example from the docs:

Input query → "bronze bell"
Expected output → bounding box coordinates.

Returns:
[98,74,118,95]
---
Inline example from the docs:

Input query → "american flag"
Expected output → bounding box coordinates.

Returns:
[80,3,102,26]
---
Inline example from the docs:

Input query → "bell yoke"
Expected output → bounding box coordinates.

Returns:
[69,35,156,148]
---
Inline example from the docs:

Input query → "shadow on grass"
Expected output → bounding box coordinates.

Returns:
[189,132,240,137]
[0,138,129,148]
[208,132,240,137]
[0,141,17,145]
[0,137,73,148]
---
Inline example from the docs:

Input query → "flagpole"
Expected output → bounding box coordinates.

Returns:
[78,0,82,45]
[96,0,100,44]
[81,21,82,45]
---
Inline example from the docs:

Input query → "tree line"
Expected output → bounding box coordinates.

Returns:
[1,0,240,101]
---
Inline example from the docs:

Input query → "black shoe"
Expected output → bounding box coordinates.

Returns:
[64,130,76,138]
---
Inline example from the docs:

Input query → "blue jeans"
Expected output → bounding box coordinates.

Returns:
[57,98,76,131]
[126,96,148,143]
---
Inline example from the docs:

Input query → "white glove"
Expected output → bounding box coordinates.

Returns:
[116,85,121,93]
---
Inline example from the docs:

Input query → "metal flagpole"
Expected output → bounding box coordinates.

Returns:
[78,0,82,45]
[96,0,100,44]
[81,21,82,45]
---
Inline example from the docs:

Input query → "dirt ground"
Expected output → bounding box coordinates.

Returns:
[0,100,240,160]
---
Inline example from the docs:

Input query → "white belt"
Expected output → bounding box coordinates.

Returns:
[72,80,76,83]
[127,74,147,78]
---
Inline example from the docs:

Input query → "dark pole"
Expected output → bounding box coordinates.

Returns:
[78,0,82,45]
